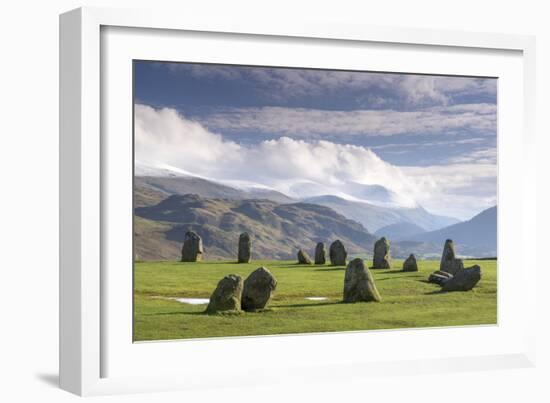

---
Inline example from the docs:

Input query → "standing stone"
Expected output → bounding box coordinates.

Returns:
[181,231,203,262]
[402,254,418,272]
[241,267,277,311]
[205,274,243,314]
[442,265,482,292]
[372,237,391,269]
[440,239,456,268]
[329,240,347,266]
[237,232,251,263]
[343,258,381,303]
[314,242,326,265]
[439,239,464,275]
[297,249,313,265]
[444,259,464,275]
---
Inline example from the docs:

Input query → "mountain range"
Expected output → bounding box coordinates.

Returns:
[403,206,497,256]
[134,193,376,261]
[303,195,458,233]
[136,175,457,231]
[134,171,496,260]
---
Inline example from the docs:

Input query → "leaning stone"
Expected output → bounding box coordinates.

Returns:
[241,267,277,311]
[372,237,391,269]
[329,240,347,266]
[297,249,313,264]
[205,274,243,314]
[314,242,326,265]
[181,231,203,262]
[442,265,482,292]
[237,232,251,263]
[402,254,418,272]
[428,272,453,286]
[433,270,454,277]
[343,258,381,303]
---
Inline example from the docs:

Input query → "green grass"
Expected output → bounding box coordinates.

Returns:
[134,259,497,341]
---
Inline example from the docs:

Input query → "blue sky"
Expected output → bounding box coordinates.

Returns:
[134,61,497,219]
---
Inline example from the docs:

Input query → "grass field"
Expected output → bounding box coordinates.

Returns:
[134,259,497,341]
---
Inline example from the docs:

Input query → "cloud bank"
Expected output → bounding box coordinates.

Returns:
[161,63,496,108]
[135,104,496,219]
[200,104,496,138]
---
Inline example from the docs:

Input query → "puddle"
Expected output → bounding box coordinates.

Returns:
[304,297,328,301]
[173,298,210,305]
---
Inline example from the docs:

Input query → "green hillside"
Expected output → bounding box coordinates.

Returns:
[134,193,376,261]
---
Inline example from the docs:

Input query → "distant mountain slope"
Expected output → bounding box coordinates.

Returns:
[304,195,459,233]
[375,221,427,240]
[404,206,497,254]
[134,183,168,208]
[136,176,295,204]
[134,194,377,261]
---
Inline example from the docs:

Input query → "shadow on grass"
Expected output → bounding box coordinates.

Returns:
[142,310,205,316]
[424,289,446,295]
[275,301,343,309]
[376,274,425,282]
[313,267,346,271]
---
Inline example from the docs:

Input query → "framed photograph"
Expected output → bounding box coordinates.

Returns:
[60,7,537,396]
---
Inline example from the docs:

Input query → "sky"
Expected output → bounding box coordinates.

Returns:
[134,61,497,220]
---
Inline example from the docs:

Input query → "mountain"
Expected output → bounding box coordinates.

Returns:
[136,176,295,205]
[134,194,377,261]
[134,182,168,208]
[375,222,427,240]
[403,206,497,256]
[303,195,459,233]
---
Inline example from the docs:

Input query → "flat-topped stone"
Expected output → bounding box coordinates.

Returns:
[181,231,203,262]
[372,237,391,269]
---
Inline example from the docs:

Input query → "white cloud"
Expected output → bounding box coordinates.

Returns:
[135,105,409,197]
[135,104,243,177]
[201,104,496,137]
[402,163,497,219]
[135,104,496,219]
[135,105,496,218]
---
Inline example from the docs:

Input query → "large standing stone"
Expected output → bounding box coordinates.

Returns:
[329,240,347,266]
[439,239,464,275]
[237,232,251,263]
[343,258,381,303]
[372,237,391,269]
[440,239,456,266]
[402,254,418,272]
[181,231,203,262]
[314,242,326,265]
[205,274,243,314]
[442,265,482,292]
[297,249,313,265]
[241,267,277,311]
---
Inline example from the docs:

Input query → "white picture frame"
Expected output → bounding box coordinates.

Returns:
[59,6,537,396]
